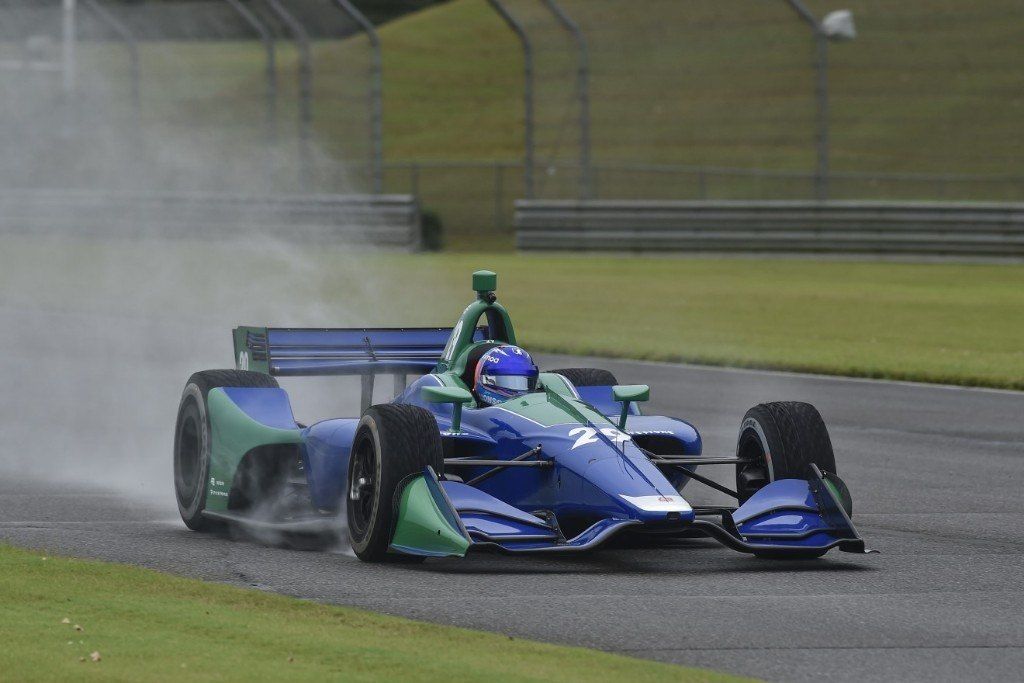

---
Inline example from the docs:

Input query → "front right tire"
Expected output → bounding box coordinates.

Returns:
[734,401,838,503]
[733,401,851,560]
[549,367,619,387]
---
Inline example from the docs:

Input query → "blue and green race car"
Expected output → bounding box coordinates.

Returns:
[173,270,870,561]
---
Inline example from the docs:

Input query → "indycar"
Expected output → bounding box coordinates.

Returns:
[173,270,871,561]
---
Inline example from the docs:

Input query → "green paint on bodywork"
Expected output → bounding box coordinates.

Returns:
[422,386,474,405]
[506,388,613,428]
[438,299,518,373]
[422,385,474,432]
[537,372,575,399]
[436,272,517,373]
[613,384,650,404]
[472,270,497,294]
[613,385,650,429]
[205,388,302,512]
[390,475,470,557]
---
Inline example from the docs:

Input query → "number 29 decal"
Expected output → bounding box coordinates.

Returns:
[568,427,631,449]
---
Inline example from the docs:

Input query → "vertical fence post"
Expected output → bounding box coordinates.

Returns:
[486,0,534,199]
[264,0,313,189]
[540,0,592,200]
[784,0,829,201]
[331,0,383,194]
[224,0,276,145]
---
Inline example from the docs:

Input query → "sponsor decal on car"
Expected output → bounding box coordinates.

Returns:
[619,494,692,513]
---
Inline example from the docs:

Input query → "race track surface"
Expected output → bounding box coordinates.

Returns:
[2,355,1023,682]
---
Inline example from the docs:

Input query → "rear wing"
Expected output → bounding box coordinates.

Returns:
[233,326,487,407]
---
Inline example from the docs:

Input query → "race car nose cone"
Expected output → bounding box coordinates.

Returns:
[619,494,695,522]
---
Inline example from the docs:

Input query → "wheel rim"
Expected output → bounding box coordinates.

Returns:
[175,408,202,508]
[347,431,378,540]
[736,429,770,502]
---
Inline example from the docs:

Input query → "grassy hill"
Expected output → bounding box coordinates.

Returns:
[312,0,1022,244]
[366,0,1023,173]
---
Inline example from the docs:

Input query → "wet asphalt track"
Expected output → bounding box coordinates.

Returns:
[2,354,1023,682]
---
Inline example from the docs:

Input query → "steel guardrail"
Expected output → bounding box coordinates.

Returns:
[0,189,422,250]
[515,200,1024,257]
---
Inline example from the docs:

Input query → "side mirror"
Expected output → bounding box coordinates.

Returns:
[612,384,649,430]
[422,386,474,432]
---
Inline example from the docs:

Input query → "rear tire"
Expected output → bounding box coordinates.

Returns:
[550,367,619,387]
[347,404,444,562]
[173,370,278,531]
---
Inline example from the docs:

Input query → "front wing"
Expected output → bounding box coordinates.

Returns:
[388,465,872,558]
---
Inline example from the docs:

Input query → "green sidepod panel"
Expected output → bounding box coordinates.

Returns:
[205,388,303,512]
[390,471,471,558]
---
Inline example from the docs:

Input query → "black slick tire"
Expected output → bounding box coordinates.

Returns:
[735,401,837,503]
[173,369,278,531]
[346,404,444,562]
[550,368,619,387]
[734,401,843,560]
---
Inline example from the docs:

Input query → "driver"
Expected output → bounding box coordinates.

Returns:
[472,344,540,406]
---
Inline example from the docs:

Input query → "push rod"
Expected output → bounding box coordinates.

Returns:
[459,446,545,487]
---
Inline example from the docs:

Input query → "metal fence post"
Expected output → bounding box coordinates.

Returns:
[224,0,277,144]
[540,0,592,200]
[784,0,829,201]
[264,0,313,188]
[331,0,383,195]
[486,0,534,199]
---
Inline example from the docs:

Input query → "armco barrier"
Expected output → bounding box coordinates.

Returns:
[0,190,422,250]
[515,200,1024,257]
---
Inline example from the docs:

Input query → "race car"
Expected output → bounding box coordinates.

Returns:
[173,270,871,561]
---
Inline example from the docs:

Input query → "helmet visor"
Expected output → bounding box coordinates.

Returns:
[481,374,537,392]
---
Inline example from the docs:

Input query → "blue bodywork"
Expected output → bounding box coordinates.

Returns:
[218,276,870,558]
[217,365,867,557]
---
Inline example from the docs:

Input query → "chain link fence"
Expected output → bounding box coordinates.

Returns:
[0,0,1020,249]
[0,0,380,195]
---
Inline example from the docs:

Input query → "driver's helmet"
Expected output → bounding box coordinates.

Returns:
[473,344,539,406]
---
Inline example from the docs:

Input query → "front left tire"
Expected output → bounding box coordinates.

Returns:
[346,404,444,562]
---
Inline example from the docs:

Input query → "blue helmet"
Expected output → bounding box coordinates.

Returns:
[473,344,539,406]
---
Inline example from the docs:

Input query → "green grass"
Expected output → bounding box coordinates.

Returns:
[2,236,1020,389]
[0,544,742,682]
[4,237,1015,389]
[353,254,1024,389]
